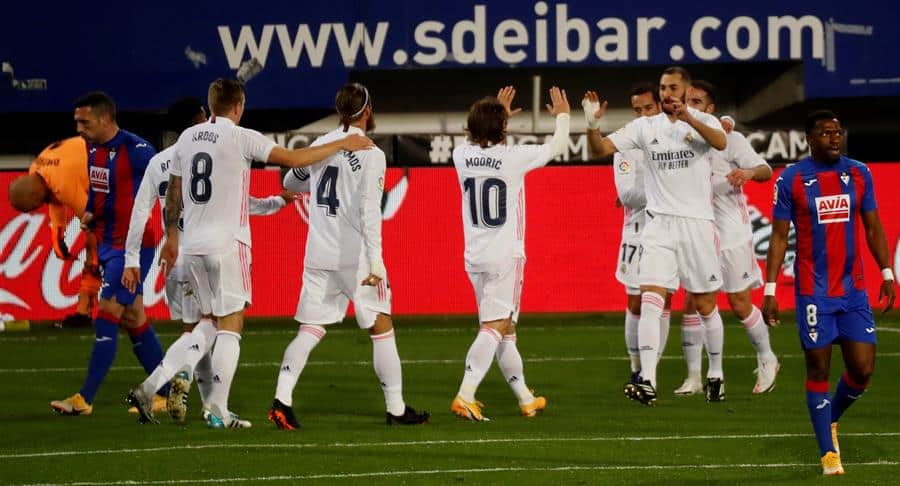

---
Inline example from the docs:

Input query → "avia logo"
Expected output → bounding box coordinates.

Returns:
[816,398,831,410]
[815,194,850,224]
[89,166,110,193]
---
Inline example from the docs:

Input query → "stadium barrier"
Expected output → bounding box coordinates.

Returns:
[1,164,899,321]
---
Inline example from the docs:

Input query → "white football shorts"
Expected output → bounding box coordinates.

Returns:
[295,263,392,329]
[467,257,525,324]
[719,240,763,293]
[165,258,202,324]
[615,226,643,295]
[181,240,252,318]
[638,212,722,294]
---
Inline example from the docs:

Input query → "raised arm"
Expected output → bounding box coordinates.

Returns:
[675,104,726,150]
[267,135,374,168]
[582,91,617,159]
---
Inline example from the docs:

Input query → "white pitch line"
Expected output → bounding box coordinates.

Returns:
[2,432,899,460]
[17,460,900,486]
[4,352,900,374]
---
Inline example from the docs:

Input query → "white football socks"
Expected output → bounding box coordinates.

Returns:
[637,292,665,387]
[681,313,704,381]
[700,308,725,380]
[458,326,502,402]
[659,310,671,359]
[742,306,777,362]
[370,329,406,416]
[624,310,640,372]
[207,330,242,418]
[275,325,326,407]
[141,332,190,397]
[495,333,535,405]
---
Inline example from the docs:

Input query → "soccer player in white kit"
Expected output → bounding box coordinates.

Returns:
[155,79,373,428]
[268,83,429,430]
[449,86,569,421]
[122,97,296,424]
[587,67,728,405]
[584,84,676,387]
[674,81,780,396]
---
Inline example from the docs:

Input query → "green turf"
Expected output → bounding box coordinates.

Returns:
[1,312,898,485]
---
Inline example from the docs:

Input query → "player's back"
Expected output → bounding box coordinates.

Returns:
[29,137,89,214]
[173,117,273,255]
[452,142,541,272]
[304,126,386,270]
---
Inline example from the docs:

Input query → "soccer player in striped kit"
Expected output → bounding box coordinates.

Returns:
[763,110,895,475]
[51,92,165,416]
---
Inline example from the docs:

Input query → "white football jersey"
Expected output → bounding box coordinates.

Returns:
[124,145,285,267]
[452,114,570,272]
[170,117,276,255]
[613,149,647,236]
[710,130,769,249]
[303,126,386,270]
[607,107,723,221]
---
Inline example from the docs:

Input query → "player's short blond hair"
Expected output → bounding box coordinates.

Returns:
[208,78,245,116]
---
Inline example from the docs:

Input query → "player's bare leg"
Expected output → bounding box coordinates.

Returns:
[727,289,779,393]
[693,291,726,402]
[369,314,429,425]
[496,322,545,417]
[453,317,510,420]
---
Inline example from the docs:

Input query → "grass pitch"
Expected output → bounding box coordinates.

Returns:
[1,312,898,484]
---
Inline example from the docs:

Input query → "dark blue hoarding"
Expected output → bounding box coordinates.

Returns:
[2,1,898,111]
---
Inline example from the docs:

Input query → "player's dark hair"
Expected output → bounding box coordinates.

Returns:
[466,97,507,148]
[74,91,117,121]
[690,80,717,105]
[628,83,660,104]
[662,66,692,84]
[335,82,371,130]
[167,97,205,133]
[805,110,840,134]
[208,78,245,116]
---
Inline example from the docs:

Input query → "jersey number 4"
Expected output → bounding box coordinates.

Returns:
[463,177,507,227]
[316,165,340,216]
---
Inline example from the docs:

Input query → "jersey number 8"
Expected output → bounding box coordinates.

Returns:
[189,152,213,204]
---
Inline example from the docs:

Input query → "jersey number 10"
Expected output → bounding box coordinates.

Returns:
[463,177,507,227]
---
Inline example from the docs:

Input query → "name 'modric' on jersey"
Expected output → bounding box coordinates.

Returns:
[465,157,502,170]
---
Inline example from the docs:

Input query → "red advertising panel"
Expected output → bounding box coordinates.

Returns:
[2,165,899,321]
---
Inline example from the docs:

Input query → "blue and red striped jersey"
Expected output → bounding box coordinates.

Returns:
[86,130,157,249]
[772,155,877,298]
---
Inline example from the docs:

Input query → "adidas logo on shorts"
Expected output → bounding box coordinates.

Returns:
[709,275,717,282]
[742,272,750,279]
